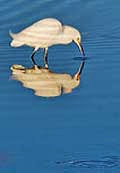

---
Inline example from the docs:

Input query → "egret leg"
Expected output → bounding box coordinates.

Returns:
[44,48,49,68]
[31,50,38,66]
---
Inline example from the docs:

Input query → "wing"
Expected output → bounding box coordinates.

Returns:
[15,18,63,46]
[30,18,63,34]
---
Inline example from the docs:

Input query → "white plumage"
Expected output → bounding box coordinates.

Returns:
[10,18,85,68]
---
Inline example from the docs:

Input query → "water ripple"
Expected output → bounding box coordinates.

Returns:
[56,156,120,168]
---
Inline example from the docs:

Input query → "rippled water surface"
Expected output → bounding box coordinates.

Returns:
[0,0,120,172]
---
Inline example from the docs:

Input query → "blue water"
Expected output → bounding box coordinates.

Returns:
[0,0,120,172]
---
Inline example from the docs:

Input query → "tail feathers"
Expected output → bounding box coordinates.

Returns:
[11,40,24,47]
[9,30,24,47]
[9,30,18,39]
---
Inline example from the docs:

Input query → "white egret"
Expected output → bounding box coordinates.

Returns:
[10,18,85,68]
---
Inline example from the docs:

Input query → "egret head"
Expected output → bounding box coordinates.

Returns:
[62,25,85,56]
[73,30,85,57]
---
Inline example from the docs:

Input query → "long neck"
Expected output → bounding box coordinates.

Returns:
[55,25,73,45]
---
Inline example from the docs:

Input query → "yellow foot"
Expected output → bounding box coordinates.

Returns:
[34,65,39,70]
[45,64,49,69]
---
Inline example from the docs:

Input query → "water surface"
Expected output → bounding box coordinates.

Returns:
[0,0,120,172]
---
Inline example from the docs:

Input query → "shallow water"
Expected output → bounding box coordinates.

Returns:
[0,0,120,172]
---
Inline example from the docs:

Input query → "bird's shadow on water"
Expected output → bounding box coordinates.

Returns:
[55,156,120,169]
[72,56,89,61]
[10,64,83,98]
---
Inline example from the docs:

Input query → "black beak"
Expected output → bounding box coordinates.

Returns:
[75,60,85,80]
[79,43,85,57]
[77,60,85,76]
[75,40,85,57]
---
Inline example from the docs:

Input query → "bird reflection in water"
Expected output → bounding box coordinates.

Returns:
[11,61,85,97]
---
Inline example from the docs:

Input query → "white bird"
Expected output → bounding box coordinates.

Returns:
[10,18,85,68]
